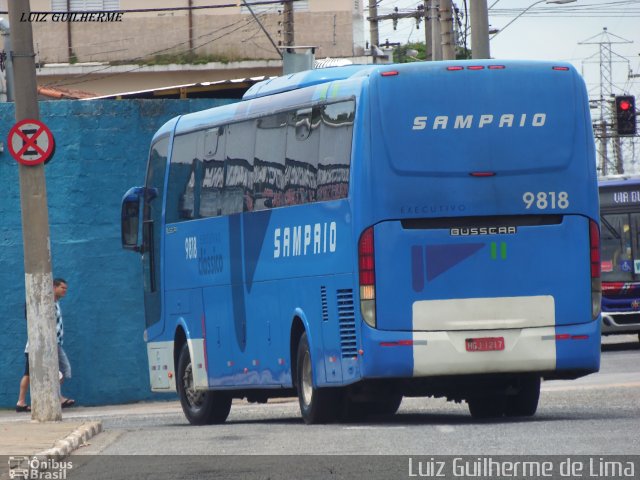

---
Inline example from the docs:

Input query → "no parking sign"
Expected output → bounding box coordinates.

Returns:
[7,118,56,166]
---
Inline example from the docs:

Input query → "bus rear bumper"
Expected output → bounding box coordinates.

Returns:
[601,311,640,335]
[360,319,600,379]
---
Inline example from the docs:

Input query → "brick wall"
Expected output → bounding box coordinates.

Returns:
[0,98,234,407]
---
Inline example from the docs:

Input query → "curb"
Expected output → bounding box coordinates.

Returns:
[36,421,103,458]
[5,422,103,480]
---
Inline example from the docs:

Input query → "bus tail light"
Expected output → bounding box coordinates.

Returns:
[589,219,601,319]
[359,227,376,328]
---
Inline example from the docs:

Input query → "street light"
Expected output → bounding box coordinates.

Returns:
[490,0,576,39]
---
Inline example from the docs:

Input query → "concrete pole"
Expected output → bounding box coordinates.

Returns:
[431,0,442,61]
[368,0,379,63]
[283,0,294,47]
[439,0,455,60]
[470,0,490,59]
[8,2,61,422]
[423,1,432,61]
[188,0,194,51]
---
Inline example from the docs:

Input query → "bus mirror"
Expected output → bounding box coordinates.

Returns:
[121,187,144,252]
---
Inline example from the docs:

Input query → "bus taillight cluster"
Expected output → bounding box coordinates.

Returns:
[359,227,376,328]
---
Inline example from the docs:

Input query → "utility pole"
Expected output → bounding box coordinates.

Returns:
[282,0,294,47]
[368,0,379,63]
[470,0,490,59]
[423,1,432,61]
[8,2,61,421]
[439,0,455,60]
[430,0,442,61]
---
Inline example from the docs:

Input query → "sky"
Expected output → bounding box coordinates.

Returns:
[375,0,640,101]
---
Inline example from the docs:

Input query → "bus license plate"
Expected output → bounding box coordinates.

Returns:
[465,337,505,352]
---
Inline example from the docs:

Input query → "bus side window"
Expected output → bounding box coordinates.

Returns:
[200,126,226,218]
[225,120,256,214]
[318,100,354,202]
[285,107,319,206]
[166,132,202,223]
[254,113,286,210]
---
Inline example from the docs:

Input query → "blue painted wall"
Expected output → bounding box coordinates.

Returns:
[0,98,234,408]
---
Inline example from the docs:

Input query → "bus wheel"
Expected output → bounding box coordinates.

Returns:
[296,333,339,424]
[177,343,231,425]
[366,394,403,416]
[467,394,506,419]
[505,375,541,417]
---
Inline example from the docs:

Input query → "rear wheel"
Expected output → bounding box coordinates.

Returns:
[366,394,403,416]
[177,343,231,425]
[467,394,507,419]
[504,375,541,417]
[296,333,340,424]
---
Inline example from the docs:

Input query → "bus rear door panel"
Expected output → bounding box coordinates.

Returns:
[202,285,234,387]
[237,280,283,387]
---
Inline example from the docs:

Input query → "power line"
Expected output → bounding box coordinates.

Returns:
[0,1,302,16]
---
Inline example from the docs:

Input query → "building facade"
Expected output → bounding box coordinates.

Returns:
[2,1,365,63]
[0,0,366,96]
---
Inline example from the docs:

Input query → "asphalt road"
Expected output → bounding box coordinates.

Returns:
[64,335,640,459]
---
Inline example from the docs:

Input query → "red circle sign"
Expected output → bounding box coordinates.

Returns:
[8,118,56,166]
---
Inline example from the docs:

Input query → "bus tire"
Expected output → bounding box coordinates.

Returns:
[177,343,231,425]
[366,394,403,416]
[296,332,339,424]
[467,394,506,419]
[505,375,540,417]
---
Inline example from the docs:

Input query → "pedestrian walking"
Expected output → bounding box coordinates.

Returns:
[16,277,76,412]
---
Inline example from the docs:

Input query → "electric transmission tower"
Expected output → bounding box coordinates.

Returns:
[579,28,635,177]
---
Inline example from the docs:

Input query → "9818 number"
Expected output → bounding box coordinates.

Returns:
[522,191,569,210]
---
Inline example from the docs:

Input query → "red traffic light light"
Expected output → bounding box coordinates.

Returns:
[619,99,632,111]
[615,95,636,136]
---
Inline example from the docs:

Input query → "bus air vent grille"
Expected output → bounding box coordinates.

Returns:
[321,286,329,321]
[337,289,357,358]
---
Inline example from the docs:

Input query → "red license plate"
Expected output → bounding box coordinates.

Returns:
[465,336,505,352]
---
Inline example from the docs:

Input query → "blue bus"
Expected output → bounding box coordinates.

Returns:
[121,60,601,424]
[599,176,640,341]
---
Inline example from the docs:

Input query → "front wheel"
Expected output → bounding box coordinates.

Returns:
[177,343,231,425]
[296,332,340,424]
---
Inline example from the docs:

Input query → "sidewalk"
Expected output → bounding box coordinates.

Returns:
[0,409,102,458]
[0,397,296,460]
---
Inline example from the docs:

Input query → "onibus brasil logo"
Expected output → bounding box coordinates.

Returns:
[8,456,72,479]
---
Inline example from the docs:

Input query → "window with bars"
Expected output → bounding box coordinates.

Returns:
[51,0,119,11]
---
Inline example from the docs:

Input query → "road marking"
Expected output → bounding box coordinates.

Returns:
[436,425,455,433]
[543,381,640,392]
[343,426,407,430]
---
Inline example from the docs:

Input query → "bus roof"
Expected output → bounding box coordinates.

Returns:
[242,64,376,100]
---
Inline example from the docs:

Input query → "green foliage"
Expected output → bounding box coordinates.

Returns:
[110,52,250,67]
[393,43,425,63]
[393,42,473,62]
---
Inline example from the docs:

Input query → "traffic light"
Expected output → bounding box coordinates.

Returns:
[615,95,636,136]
